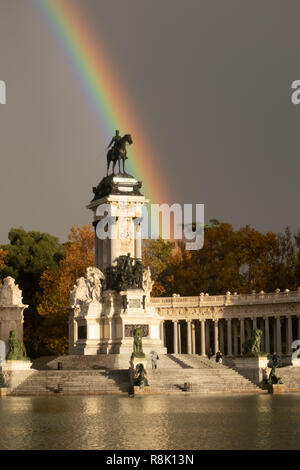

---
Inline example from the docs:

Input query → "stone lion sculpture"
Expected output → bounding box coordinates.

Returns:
[6,330,28,361]
[268,363,283,385]
[132,328,145,359]
[134,363,149,387]
[243,328,263,356]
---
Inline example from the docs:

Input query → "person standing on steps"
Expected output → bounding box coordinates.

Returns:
[151,350,159,369]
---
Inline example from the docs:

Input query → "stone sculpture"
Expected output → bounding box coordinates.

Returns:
[70,267,104,311]
[243,328,263,356]
[268,363,283,385]
[6,330,28,361]
[106,132,133,175]
[0,277,23,307]
[134,363,149,387]
[132,328,145,359]
[105,254,145,292]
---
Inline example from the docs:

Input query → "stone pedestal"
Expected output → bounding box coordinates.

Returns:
[224,356,268,384]
[0,360,34,391]
[1,360,32,371]
[268,384,286,394]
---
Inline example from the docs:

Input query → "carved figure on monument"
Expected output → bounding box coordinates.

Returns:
[242,328,263,356]
[105,255,145,291]
[70,267,104,312]
[6,330,28,361]
[106,131,133,175]
[0,277,23,307]
[132,328,145,358]
[134,363,149,387]
[142,266,154,294]
[268,363,283,385]
[133,260,144,288]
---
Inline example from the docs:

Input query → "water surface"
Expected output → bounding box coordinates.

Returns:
[0,394,299,450]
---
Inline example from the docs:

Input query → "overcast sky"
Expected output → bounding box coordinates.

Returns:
[0,0,300,243]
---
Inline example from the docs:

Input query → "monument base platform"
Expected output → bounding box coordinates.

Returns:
[268,384,287,394]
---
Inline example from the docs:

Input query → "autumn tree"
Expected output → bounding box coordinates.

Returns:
[142,222,300,297]
[35,225,94,356]
[0,248,7,283]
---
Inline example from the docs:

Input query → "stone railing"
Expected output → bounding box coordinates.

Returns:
[150,288,300,308]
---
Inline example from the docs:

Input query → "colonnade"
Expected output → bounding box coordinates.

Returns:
[162,315,300,356]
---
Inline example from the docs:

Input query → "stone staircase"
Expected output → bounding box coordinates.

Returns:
[147,354,262,394]
[8,353,263,395]
[10,369,130,396]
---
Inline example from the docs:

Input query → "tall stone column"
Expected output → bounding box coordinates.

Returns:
[192,322,196,354]
[264,317,270,353]
[233,320,238,356]
[240,318,245,355]
[219,321,225,354]
[205,321,210,353]
[187,320,192,354]
[214,320,219,354]
[200,320,206,356]
[227,319,232,356]
[160,321,165,347]
[287,316,293,354]
[134,221,142,260]
[298,316,300,343]
[276,317,282,354]
[173,320,178,354]
[178,322,181,354]
[252,317,257,330]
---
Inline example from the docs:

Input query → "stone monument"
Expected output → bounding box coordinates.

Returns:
[0,277,28,350]
[68,131,167,358]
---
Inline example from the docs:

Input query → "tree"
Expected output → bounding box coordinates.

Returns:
[142,223,300,297]
[35,225,94,356]
[0,248,7,283]
[1,228,65,355]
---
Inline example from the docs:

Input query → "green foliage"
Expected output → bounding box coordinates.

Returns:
[143,223,300,296]
[1,228,64,357]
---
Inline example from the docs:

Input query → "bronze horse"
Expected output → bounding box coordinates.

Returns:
[106,134,133,176]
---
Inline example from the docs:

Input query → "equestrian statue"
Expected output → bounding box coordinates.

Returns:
[106,130,133,176]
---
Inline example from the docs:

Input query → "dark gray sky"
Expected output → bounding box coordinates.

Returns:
[1,0,300,243]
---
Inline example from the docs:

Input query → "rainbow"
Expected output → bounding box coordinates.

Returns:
[30,0,170,205]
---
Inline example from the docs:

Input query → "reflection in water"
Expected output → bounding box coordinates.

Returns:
[0,394,300,450]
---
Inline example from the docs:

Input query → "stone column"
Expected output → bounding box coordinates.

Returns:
[200,320,206,356]
[219,321,225,354]
[173,320,178,354]
[287,316,293,354]
[214,320,219,354]
[227,319,232,356]
[205,321,210,353]
[276,317,282,354]
[178,322,181,354]
[187,320,192,354]
[134,222,142,260]
[297,316,300,343]
[264,317,270,353]
[252,317,257,330]
[191,322,196,354]
[160,321,165,347]
[240,318,245,355]
[233,320,238,356]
